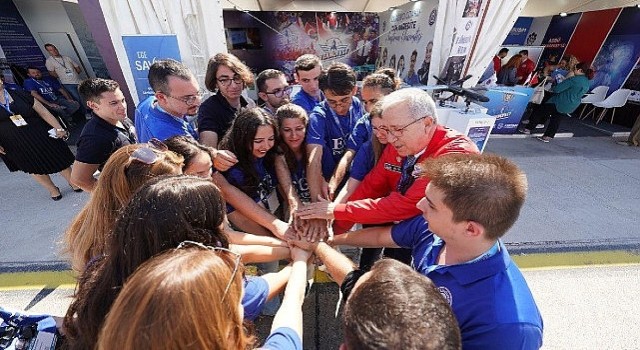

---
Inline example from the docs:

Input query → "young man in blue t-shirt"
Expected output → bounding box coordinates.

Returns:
[290,54,324,115]
[329,153,544,350]
[305,62,364,204]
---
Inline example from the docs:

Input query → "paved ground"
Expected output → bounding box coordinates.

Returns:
[2,264,639,350]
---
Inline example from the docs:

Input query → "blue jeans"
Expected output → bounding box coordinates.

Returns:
[63,83,86,114]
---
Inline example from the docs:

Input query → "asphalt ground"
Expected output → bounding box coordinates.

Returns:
[1,115,639,348]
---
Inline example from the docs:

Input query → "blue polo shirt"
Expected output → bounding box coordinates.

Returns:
[134,96,198,142]
[350,140,375,181]
[291,88,323,115]
[306,97,364,179]
[391,216,544,350]
[224,157,278,213]
[346,114,371,152]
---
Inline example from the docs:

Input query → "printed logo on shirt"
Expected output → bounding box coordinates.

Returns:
[438,286,453,306]
[331,137,345,156]
[293,177,311,203]
[257,173,276,208]
[384,163,402,173]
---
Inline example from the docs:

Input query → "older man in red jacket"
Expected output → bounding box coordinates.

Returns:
[297,88,479,264]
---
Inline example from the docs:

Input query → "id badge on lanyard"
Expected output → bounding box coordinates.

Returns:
[2,91,27,126]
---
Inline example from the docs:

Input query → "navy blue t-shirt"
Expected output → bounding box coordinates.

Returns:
[224,157,278,213]
[291,158,311,203]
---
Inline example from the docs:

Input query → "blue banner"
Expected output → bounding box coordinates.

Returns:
[122,35,181,102]
[536,14,581,70]
[479,86,533,134]
[0,1,48,75]
[503,17,533,46]
[591,7,640,94]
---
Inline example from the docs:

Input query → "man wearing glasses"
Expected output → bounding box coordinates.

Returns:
[297,88,478,248]
[135,59,201,143]
[305,62,364,207]
[256,69,292,115]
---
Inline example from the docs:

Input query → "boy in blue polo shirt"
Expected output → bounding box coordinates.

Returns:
[330,153,544,350]
[306,62,364,203]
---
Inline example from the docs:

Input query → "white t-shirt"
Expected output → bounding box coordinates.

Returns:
[45,55,81,84]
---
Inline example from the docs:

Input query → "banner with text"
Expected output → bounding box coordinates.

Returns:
[378,0,439,86]
[122,35,181,102]
[536,14,581,70]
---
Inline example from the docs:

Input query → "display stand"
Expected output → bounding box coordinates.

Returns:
[444,110,496,153]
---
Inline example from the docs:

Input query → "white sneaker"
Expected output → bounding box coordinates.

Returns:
[535,124,545,129]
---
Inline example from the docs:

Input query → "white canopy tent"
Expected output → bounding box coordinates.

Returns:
[219,0,640,16]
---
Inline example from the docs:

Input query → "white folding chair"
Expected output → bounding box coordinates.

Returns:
[579,86,609,119]
[591,89,632,125]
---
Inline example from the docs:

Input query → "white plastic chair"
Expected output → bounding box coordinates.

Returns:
[578,86,609,119]
[591,89,632,125]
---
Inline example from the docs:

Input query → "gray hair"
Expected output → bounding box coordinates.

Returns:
[380,88,438,124]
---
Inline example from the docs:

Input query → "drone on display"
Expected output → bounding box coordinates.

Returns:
[418,75,490,112]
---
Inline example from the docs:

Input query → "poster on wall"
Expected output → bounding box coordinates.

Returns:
[503,17,533,46]
[122,35,181,103]
[562,9,620,67]
[525,16,552,46]
[438,0,487,85]
[499,45,544,71]
[590,7,640,95]
[0,0,48,82]
[225,11,380,82]
[536,13,581,70]
[377,0,439,86]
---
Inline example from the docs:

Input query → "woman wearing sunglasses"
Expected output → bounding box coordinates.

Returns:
[64,176,295,350]
[96,243,311,350]
[63,142,184,273]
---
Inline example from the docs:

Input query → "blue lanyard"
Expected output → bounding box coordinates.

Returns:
[1,90,13,114]
[53,57,68,69]
[326,100,354,141]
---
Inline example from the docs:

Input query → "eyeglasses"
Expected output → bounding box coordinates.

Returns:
[326,96,352,108]
[175,240,241,300]
[378,117,426,138]
[129,138,168,164]
[217,75,244,87]
[264,86,292,98]
[165,90,204,106]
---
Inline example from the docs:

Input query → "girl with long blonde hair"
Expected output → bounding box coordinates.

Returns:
[63,142,183,273]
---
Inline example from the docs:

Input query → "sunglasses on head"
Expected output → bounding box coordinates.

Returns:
[175,240,242,300]
[129,138,169,165]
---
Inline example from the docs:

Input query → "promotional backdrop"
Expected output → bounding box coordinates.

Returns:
[590,7,640,95]
[122,35,182,102]
[377,0,439,85]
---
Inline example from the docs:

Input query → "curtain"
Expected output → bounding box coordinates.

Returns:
[466,0,529,87]
[431,0,528,87]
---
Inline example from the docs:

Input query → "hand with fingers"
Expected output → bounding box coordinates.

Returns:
[296,195,336,220]
[213,149,238,172]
